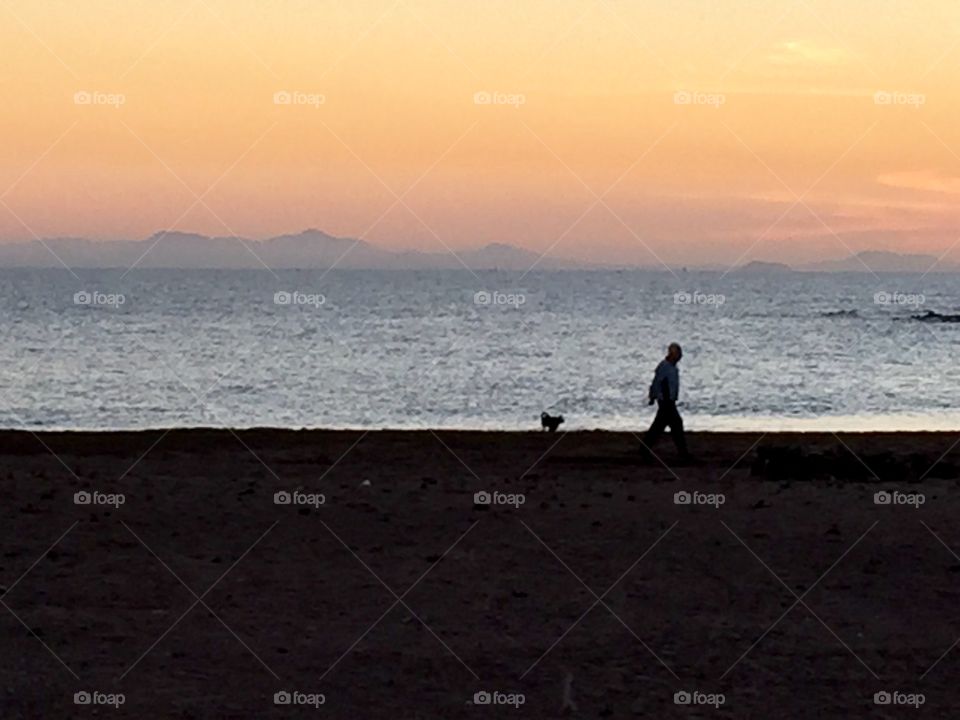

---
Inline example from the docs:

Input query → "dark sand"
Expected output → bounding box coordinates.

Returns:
[2,429,960,718]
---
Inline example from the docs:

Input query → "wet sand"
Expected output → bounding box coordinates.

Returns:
[2,429,960,718]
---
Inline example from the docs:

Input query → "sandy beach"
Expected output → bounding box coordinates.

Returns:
[2,429,960,717]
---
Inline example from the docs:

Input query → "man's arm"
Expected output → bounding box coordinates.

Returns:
[649,362,665,404]
[661,375,672,402]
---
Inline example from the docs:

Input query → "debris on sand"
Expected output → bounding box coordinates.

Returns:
[751,445,959,481]
[561,673,577,713]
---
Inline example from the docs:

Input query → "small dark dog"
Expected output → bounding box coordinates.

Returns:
[540,412,564,432]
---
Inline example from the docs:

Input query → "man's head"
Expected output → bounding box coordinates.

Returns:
[667,343,683,364]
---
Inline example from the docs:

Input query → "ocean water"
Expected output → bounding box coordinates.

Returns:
[1,268,958,432]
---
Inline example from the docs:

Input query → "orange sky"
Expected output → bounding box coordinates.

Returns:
[2,0,960,266]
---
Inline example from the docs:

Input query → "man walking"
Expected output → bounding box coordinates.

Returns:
[642,342,690,461]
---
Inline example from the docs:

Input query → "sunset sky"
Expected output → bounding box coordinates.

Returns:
[2,0,960,266]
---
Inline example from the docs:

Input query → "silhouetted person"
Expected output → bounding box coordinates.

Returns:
[642,343,690,461]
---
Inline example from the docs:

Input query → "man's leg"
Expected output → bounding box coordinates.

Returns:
[643,402,669,452]
[665,403,689,457]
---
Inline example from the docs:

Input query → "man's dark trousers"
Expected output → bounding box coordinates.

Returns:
[644,399,688,455]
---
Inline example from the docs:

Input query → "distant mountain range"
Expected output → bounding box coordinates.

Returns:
[0,231,956,272]
[732,251,956,274]
[797,250,950,273]
[0,230,587,270]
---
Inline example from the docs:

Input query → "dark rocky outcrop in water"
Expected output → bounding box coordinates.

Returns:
[912,310,960,323]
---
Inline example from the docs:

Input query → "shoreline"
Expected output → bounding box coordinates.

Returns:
[3,428,958,460]
[4,427,960,436]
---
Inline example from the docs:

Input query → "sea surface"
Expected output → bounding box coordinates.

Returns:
[1,269,958,432]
